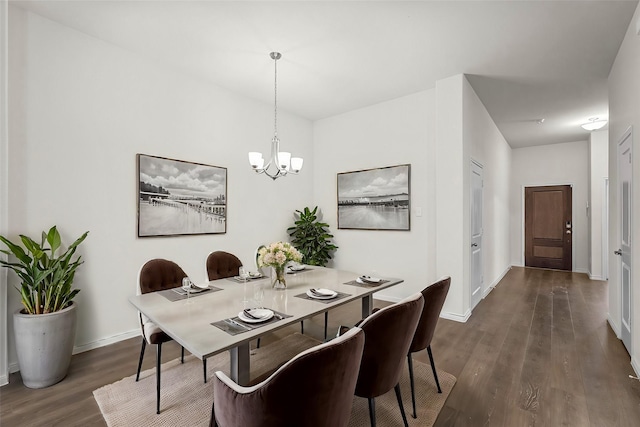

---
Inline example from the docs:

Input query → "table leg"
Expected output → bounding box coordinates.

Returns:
[229,343,250,385]
[362,295,373,318]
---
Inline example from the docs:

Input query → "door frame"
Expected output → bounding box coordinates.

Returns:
[603,178,609,280]
[617,126,633,355]
[470,159,483,310]
[521,182,575,270]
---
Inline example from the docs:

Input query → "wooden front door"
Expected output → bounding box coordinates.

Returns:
[525,185,572,270]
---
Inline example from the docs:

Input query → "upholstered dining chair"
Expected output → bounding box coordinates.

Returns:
[203,250,245,379]
[355,293,424,427]
[407,276,451,418]
[210,327,366,427]
[206,250,242,280]
[136,258,189,414]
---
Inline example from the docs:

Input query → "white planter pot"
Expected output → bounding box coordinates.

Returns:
[13,302,78,388]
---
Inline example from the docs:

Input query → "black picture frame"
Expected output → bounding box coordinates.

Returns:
[137,154,227,237]
[337,164,411,231]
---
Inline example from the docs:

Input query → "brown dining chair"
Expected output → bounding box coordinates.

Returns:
[203,250,245,381]
[136,258,189,414]
[355,293,424,427]
[210,327,366,427]
[206,250,242,280]
[407,276,451,418]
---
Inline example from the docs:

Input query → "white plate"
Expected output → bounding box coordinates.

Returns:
[358,276,381,283]
[192,282,210,290]
[249,272,263,279]
[237,308,274,323]
[306,288,338,300]
[287,264,306,273]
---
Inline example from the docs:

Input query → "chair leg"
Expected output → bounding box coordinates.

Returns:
[427,345,442,393]
[156,343,162,414]
[181,346,185,363]
[136,338,146,382]
[407,354,417,418]
[394,383,409,427]
[367,397,376,427]
[203,358,207,383]
[324,312,328,341]
[209,393,217,427]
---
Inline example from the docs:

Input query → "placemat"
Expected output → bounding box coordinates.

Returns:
[294,291,352,304]
[285,267,313,275]
[225,276,267,283]
[343,279,389,288]
[158,286,222,302]
[211,309,292,336]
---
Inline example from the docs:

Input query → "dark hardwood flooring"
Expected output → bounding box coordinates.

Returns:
[1,267,639,426]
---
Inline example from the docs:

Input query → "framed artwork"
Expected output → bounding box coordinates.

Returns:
[337,164,410,231]
[137,154,227,237]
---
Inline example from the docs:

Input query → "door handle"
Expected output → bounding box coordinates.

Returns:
[614,249,622,256]
[471,243,478,247]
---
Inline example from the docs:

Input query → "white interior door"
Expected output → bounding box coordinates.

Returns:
[470,161,483,310]
[617,128,632,354]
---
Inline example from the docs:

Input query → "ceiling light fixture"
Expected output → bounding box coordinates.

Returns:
[248,52,303,180]
[581,117,607,131]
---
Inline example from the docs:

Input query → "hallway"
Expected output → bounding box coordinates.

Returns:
[433,267,640,426]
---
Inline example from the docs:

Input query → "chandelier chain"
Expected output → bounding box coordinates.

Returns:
[273,55,278,137]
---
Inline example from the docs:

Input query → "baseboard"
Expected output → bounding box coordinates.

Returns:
[373,294,401,304]
[0,374,7,386]
[607,314,621,338]
[588,273,605,281]
[483,265,511,298]
[632,357,640,378]
[574,268,589,274]
[72,328,140,355]
[441,309,471,323]
[7,328,141,377]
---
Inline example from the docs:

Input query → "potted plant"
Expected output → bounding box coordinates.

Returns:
[287,206,338,267]
[0,226,89,388]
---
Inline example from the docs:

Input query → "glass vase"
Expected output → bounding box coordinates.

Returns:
[271,266,287,289]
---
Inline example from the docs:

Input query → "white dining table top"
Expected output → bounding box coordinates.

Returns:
[128,266,403,360]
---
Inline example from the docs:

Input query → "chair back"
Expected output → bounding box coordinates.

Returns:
[136,259,187,344]
[355,293,424,398]
[213,328,365,427]
[206,251,242,280]
[409,276,451,353]
[137,258,187,295]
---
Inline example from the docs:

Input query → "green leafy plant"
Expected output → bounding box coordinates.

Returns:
[0,226,89,314]
[287,206,338,267]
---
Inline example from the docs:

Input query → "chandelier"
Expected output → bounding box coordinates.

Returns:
[248,52,303,180]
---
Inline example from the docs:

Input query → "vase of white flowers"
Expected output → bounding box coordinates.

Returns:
[257,242,303,289]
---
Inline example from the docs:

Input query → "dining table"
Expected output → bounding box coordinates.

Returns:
[128,266,403,385]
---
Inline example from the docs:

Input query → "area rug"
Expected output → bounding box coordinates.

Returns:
[94,333,456,426]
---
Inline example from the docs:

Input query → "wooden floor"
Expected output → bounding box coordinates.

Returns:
[1,267,639,426]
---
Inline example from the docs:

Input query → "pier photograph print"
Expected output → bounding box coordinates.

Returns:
[137,154,227,237]
[337,164,410,231]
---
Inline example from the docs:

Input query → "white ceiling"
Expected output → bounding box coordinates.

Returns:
[11,0,638,148]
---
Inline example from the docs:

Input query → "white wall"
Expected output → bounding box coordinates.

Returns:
[6,8,314,371]
[313,90,436,302]
[588,130,609,280]
[608,1,640,372]
[510,141,590,272]
[462,77,512,296]
[0,0,9,386]
[435,75,466,318]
